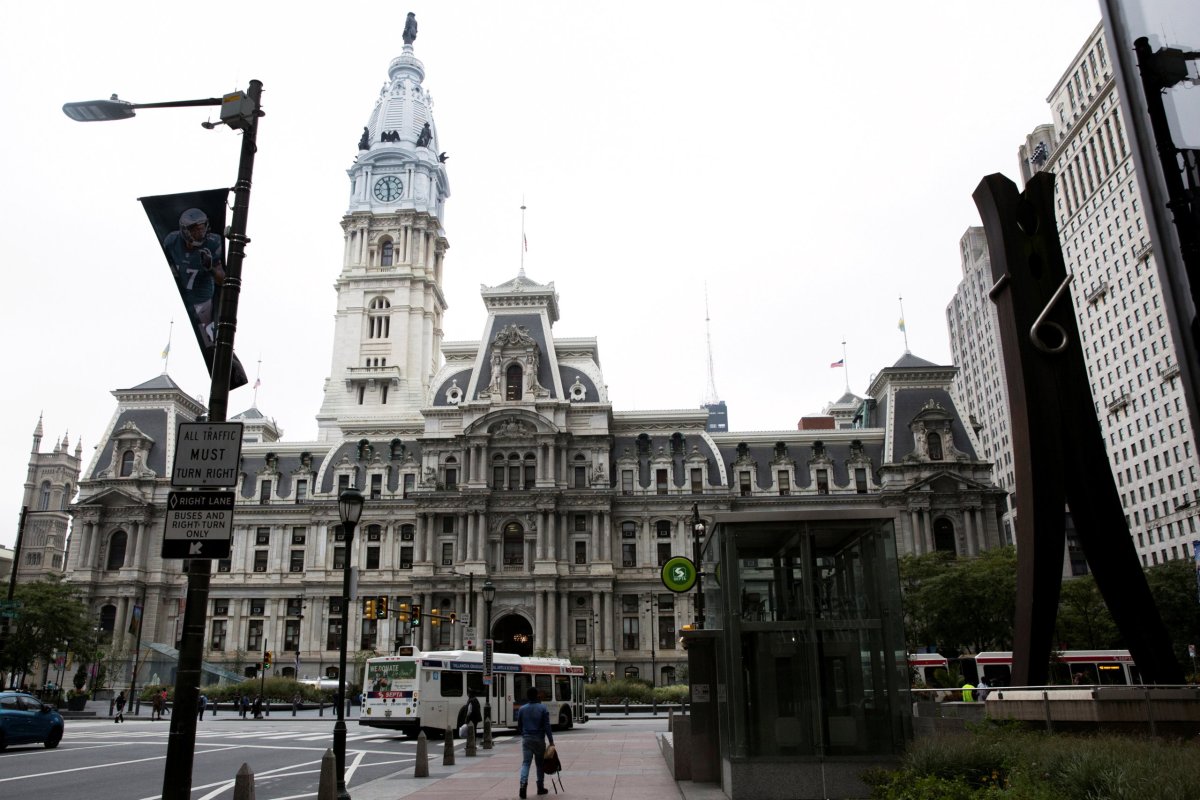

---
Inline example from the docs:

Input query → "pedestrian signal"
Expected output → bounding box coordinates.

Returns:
[449,612,457,625]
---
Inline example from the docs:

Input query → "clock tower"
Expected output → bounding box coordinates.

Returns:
[317,15,450,441]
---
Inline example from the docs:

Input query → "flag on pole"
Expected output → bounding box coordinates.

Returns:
[523,233,528,252]
[898,317,906,332]
[253,378,261,390]
[161,342,171,359]
[830,359,844,368]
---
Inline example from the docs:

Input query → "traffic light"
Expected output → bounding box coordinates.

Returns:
[449,612,457,625]
[398,602,409,622]
[431,608,440,626]
[411,604,422,628]
[363,597,377,620]
[264,651,272,669]
[377,596,389,617]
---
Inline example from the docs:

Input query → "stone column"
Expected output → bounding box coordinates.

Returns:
[601,513,611,561]
[547,590,558,652]
[908,511,922,555]
[535,591,546,652]
[547,513,557,562]
[536,511,546,561]
[415,514,425,565]
[601,592,613,653]
[422,593,433,651]
[560,592,570,656]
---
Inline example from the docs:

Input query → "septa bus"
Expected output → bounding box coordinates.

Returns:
[359,646,587,737]
[908,653,950,686]
[974,649,1140,686]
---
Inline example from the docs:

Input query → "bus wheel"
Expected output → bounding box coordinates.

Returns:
[559,708,573,730]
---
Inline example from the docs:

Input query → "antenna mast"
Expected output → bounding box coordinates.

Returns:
[704,285,719,404]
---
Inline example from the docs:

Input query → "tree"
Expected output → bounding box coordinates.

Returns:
[0,578,95,685]
[1143,558,1200,675]
[1054,574,1120,650]
[900,547,1017,656]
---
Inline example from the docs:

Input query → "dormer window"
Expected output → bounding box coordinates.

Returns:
[120,450,135,477]
[506,364,523,401]
[927,432,944,461]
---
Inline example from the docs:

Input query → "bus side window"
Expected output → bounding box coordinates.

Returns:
[441,670,464,697]
[555,675,571,701]
[467,671,485,697]
[514,674,532,702]
[535,674,552,701]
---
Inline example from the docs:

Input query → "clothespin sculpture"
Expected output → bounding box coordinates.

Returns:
[974,171,1182,686]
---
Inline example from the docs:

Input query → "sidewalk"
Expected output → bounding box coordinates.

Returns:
[352,728,711,800]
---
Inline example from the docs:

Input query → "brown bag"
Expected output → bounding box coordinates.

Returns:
[542,744,562,774]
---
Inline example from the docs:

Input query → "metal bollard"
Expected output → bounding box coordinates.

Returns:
[483,716,494,750]
[265,699,270,717]
[668,708,673,732]
[319,698,324,716]
[624,699,629,716]
[212,700,217,717]
[318,748,336,800]
[1145,688,1158,737]
[414,731,430,778]
[109,698,115,716]
[233,762,256,800]
[466,724,477,757]
[443,727,456,765]
[653,698,657,716]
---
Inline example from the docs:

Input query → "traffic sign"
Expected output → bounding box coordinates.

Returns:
[172,422,244,487]
[464,626,478,649]
[661,556,698,593]
[0,599,22,619]
[483,639,494,684]
[162,490,234,559]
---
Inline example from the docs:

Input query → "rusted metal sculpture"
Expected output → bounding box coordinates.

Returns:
[974,171,1182,685]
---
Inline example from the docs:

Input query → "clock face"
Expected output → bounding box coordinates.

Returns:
[374,175,403,202]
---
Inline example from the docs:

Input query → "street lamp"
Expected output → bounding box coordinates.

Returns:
[64,82,263,800]
[646,594,657,687]
[335,487,365,800]
[692,505,706,630]
[592,612,598,682]
[481,578,496,750]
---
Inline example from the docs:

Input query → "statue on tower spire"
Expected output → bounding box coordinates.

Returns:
[403,12,418,45]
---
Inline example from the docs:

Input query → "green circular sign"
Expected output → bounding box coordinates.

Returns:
[661,556,698,593]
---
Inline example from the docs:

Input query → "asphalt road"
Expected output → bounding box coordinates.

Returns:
[0,711,668,799]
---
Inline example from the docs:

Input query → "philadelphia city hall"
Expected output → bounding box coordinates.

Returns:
[29,18,1006,688]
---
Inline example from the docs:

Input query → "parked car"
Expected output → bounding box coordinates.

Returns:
[0,691,65,750]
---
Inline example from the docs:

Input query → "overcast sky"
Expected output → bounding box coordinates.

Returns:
[1,1,1109,548]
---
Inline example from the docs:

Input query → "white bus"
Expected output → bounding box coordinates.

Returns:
[974,649,1141,686]
[359,647,588,737]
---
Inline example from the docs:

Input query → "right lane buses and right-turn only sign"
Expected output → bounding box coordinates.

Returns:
[162,490,234,559]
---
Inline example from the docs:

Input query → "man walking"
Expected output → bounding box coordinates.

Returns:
[515,686,554,798]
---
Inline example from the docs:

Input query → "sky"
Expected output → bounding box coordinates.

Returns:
[0,1,1108,548]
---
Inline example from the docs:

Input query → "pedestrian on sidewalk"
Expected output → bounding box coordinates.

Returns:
[151,691,163,721]
[252,695,263,719]
[197,693,208,721]
[114,691,126,723]
[240,694,249,718]
[515,686,554,798]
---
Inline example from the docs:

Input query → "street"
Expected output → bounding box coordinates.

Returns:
[0,711,668,799]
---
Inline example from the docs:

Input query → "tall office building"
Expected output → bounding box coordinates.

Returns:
[948,22,1200,568]
[1045,23,1200,566]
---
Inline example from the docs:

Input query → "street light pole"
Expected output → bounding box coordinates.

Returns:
[63,81,264,800]
[335,488,364,800]
[646,594,657,687]
[692,505,706,630]
[482,578,495,750]
[592,612,598,682]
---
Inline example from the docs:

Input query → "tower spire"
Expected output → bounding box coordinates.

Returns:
[703,285,719,405]
[519,201,527,279]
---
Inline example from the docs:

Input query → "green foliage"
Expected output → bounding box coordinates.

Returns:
[140,677,337,704]
[900,548,1017,656]
[1054,574,1120,650]
[1143,559,1200,673]
[870,727,1200,800]
[581,681,687,705]
[0,578,97,681]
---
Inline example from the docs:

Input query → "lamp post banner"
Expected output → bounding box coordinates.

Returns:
[140,189,247,389]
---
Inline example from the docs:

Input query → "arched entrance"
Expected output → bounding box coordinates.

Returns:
[933,518,957,554]
[492,613,534,656]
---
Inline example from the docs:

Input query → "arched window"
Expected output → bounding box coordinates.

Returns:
[933,518,956,554]
[120,450,135,477]
[927,432,944,461]
[380,240,394,266]
[503,522,524,567]
[38,481,51,511]
[506,364,523,401]
[99,605,117,639]
[106,530,128,570]
[61,484,72,510]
